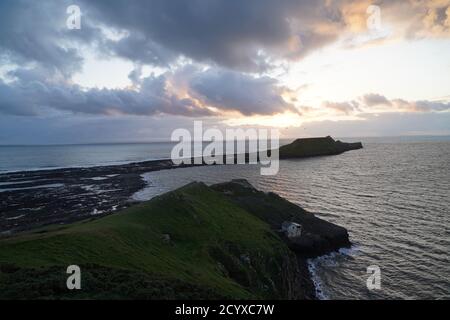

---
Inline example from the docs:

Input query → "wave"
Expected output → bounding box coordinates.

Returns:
[307,246,360,300]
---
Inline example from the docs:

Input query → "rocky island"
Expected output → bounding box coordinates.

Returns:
[0,180,350,299]
[279,136,363,159]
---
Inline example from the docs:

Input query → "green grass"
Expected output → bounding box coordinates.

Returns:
[0,182,295,299]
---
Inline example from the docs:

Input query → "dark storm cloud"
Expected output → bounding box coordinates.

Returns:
[2,0,449,74]
[80,0,450,71]
[0,65,296,117]
[0,0,346,74]
[107,33,177,67]
[0,71,212,117]
[0,80,40,116]
[0,0,308,117]
[1,0,449,121]
[188,68,298,116]
[79,0,345,71]
[0,0,104,76]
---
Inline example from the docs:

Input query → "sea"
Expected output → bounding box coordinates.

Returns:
[0,136,449,299]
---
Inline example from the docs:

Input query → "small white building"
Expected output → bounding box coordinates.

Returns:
[281,221,302,238]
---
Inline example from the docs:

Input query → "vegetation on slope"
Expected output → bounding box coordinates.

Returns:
[212,179,350,257]
[0,182,304,299]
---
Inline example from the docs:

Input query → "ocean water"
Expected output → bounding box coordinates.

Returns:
[1,137,449,299]
[132,137,450,299]
[0,140,276,172]
[0,142,175,172]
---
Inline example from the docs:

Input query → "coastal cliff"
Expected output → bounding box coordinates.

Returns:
[213,179,351,257]
[279,136,362,159]
[0,180,349,300]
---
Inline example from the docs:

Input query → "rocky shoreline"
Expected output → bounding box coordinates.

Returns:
[0,159,179,234]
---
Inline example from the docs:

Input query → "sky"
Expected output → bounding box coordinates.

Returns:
[0,0,449,144]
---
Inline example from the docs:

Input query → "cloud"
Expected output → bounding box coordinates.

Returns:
[340,0,450,37]
[361,94,450,113]
[322,100,360,115]
[0,65,296,117]
[1,0,449,76]
[0,113,226,145]
[106,33,177,68]
[0,0,449,133]
[398,0,450,38]
[187,68,299,116]
[322,93,450,116]
[79,0,303,71]
[78,0,450,71]
[0,71,212,118]
[405,99,450,112]
[362,93,392,106]
[2,107,449,145]
[282,111,450,138]
[0,0,104,76]
[67,1,348,71]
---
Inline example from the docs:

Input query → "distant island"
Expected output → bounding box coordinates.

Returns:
[0,180,350,299]
[279,136,363,159]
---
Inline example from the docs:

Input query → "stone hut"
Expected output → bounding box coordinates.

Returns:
[281,221,302,238]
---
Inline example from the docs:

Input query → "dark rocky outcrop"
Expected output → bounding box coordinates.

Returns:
[279,136,362,159]
[211,179,351,300]
[212,179,351,258]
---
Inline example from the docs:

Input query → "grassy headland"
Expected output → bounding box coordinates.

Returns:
[0,181,321,299]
